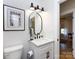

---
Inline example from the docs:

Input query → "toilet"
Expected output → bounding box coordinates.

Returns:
[4,45,23,59]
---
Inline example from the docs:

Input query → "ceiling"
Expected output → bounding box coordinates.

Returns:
[59,0,67,4]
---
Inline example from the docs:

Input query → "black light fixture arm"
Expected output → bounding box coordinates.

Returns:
[30,3,34,7]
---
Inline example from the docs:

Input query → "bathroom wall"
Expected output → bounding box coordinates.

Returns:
[38,1,60,59]
[3,0,59,59]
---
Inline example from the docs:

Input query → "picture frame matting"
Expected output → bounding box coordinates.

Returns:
[3,5,25,31]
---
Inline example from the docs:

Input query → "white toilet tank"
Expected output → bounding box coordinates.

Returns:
[4,45,23,59]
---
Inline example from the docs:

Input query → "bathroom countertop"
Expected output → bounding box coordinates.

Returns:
[30,38,54,47]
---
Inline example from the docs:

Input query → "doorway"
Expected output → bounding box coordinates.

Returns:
[60,13,74,59]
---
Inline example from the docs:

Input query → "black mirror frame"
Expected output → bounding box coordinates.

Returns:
[28,12,43,35]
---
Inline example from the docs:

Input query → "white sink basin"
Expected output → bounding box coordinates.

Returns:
[30,38,54,47]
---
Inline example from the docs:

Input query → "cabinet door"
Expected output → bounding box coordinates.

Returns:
[39,45,53,59]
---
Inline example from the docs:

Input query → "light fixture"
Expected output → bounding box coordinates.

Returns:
[34,7,37,10]
[35,5,41,12]
[29,3,44,12]
[41,7,44,11]
[30,3,34,10]
[36,5,39,9]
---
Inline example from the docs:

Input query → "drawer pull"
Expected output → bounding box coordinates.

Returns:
[46,51,50,59]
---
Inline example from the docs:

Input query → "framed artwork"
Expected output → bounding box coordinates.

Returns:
[3,5,25,31]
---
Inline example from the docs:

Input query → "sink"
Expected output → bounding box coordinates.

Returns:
[30,38,54,47]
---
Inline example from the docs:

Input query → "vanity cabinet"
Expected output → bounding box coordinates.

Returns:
[29,41,54,59]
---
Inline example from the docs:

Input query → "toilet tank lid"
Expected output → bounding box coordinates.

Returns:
[4,45,23,53]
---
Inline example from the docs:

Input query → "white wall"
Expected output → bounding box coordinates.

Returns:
[39,1,60,58]
[3,0,59,59]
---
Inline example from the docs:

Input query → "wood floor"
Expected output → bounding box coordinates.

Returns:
[60,51,74,59]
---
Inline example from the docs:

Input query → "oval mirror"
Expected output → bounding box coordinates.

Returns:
[29,12,43,35]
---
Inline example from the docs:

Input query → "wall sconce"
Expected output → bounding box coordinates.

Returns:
[34,7,37,10]
[41,7,44,11]
[30,3,34,10]
[30,3,44,12]
[36,5,39,9]
[35,5,41,12]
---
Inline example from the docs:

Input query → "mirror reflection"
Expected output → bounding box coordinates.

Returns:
[29,12,43,40]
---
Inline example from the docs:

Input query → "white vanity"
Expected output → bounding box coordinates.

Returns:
[28,11,54,59]
[29,39,54,59]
